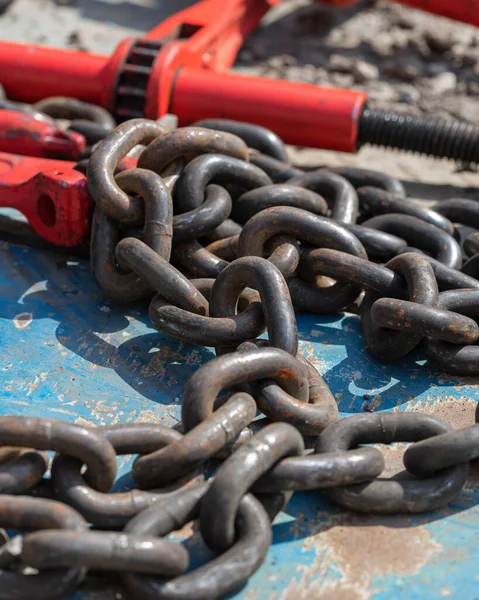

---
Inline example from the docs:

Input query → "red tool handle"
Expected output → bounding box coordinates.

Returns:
[396,0,479,26]
[0,110,86,159]
[0,42,111,105]
[321,0,479,25]
[0,153,90,247]
[171,67,366,152]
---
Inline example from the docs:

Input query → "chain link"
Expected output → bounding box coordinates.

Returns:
[2,101,479,598]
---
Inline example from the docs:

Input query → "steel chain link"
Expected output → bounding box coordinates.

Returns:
[1,103,479,599]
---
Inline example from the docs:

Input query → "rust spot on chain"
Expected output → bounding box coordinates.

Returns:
[275,368,299,381]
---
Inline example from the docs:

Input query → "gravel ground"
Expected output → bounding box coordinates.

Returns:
[237,0,479,122]
[0,0,478,195]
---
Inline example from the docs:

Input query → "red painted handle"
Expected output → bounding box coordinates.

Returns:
[317,0,479,25]
[0,42,110,105]
[170,67,367,153]
[0,111,85,159]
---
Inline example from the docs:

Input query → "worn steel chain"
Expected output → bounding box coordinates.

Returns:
[1,97,479,599]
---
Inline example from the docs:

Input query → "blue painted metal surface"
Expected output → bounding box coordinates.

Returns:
[1,239,479,599]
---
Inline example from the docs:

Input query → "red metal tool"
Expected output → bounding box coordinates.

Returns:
[0,110,86,159]
[0,153,89,247]
[321,0,479,26]
[0,153,139,247]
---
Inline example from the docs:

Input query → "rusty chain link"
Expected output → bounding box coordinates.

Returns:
[2,103,479,599]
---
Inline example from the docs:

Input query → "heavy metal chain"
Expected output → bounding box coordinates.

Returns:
[1,100,479,599]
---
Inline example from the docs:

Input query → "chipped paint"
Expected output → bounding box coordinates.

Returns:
[75,416,98,428]
[402,396,477,430]
[23,371,49,395]
[13,312,32,329]
[376,442,408,477]
[282,514,441,600]
[141,346,183,378]
[440,587,452,596]
[362,394,382,412]
[299,340,329,374]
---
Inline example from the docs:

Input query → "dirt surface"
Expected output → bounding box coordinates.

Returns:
[237,0,479,122]
[0,0,478,194]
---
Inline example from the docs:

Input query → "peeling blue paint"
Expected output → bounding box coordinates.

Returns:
[1,241,479,599]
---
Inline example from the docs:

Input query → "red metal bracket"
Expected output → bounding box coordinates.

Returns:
[0,153,89,247]
[0,153,139,248]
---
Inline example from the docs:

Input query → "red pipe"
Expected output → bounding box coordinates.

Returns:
[391,0,479,27]
[320,0,479,25]
[0,42,110,105]
[170,67,367,153]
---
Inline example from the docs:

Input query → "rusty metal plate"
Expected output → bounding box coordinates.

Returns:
[1,239,478,600]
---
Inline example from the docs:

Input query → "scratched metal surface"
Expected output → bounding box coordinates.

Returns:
[1,238,479,600]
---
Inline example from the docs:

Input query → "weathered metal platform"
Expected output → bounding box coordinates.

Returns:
[1,237,479,600]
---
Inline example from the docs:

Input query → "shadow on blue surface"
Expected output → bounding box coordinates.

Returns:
[296,314,452,414]
[0,244,464,420]
[0,247,214,413]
